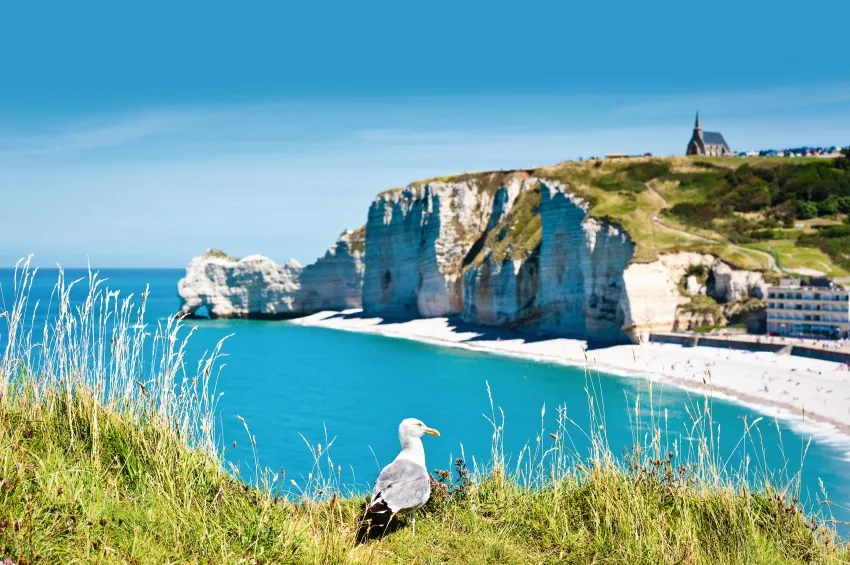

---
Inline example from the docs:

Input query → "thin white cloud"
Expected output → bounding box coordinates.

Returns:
[0,110,209,156]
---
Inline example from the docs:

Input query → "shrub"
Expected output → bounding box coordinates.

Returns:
[817,224,850,238]
[668,201,725,228]
[751,229,779,240]
[817,198,839,216]
[623,160,670,182]
[795,201,818,220]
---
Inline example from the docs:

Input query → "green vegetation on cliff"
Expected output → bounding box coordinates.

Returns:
[345,225,366,254]
[2,264,848,564]
[379,153,850,275]
[537,153,850,274]
[471,183,542,266]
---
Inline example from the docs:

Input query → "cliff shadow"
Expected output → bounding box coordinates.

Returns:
[447,319,627,349]
[319,310,411,326]
[319,311,624,349]
[444,318,564,345]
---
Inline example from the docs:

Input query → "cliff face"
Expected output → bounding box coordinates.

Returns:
[177,252,303,318]
[179,167,767,342]
[534,183,635,341]
[298,228,365,312]
[178,229,365,318]
[362,174,522,318]
[361,174,767,342]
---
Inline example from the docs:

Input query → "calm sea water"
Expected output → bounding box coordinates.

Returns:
[2,267,850,531]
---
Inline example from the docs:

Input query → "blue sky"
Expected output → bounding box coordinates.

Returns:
[1,0,849,267]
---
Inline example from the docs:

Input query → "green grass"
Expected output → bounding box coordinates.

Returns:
[373,155,849,275]
[409,170,531,197]
[679,294,723,316]
[345,225,366,254]
[469,183,542,266]
[532,158,766,269]
[371,156,850,273]
[202,248,237,261]
[3,262,848,564]
[745,240,850,277]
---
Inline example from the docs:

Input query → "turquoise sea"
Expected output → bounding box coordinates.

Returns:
[2,267,850,532]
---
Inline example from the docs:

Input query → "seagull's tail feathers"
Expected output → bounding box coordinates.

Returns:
[355,499,397,544]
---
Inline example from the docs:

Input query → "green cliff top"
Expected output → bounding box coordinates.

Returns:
[447,154,850,275]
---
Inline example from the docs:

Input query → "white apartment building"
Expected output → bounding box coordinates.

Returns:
[766,278,850,339]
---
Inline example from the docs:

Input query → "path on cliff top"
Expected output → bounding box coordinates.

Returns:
[645,185,781,273]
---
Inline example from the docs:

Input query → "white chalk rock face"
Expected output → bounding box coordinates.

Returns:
[535,181,635,341]
[298,228,365,311]
[363,174,526,317]
[707,262,766,302]
[178,251,303,318]
[362,187,427,317]
[460,178,540,325]
[178,229,366,318]
[362,174,772,343]
[462,256,540,326]
[685,275,704,296]
[620,261,685,341]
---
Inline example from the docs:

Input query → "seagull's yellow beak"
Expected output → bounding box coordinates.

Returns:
[424,427,440,436]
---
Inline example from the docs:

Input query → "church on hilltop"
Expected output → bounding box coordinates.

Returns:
[686,113,732,156]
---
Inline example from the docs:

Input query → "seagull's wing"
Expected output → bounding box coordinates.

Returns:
[370,458,431,513]
[356,458,431,542]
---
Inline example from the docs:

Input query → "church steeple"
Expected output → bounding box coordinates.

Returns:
[686,111,731,156]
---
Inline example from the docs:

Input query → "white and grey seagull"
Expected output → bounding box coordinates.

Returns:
[356,418,440,542]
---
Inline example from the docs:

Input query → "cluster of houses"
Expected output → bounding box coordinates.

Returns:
[739,146,844,158]
[686,113,844,158]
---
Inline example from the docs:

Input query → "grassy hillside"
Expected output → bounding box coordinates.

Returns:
[5,401,849,564]
[2,263,849,563]
[408,152,850,275]
[535,152,850,274]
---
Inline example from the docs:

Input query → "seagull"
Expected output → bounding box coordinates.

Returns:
[356,418,440,543]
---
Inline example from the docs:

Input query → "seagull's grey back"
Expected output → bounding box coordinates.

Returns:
[372,458,430,513]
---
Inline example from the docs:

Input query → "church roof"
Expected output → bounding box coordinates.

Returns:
[703,131,730,149]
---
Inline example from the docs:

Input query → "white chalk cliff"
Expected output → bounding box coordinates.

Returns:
[362,173,766,342]
[298,228,365,312]
[178,252,303,318]
[178,228,365,318]
[179,169,766,342]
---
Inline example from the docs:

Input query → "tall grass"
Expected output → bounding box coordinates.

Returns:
[1,257,225,455]
[0,260,848,563]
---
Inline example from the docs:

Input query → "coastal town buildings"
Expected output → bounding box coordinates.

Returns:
[766,278,850,339]
[686,112,732,156]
